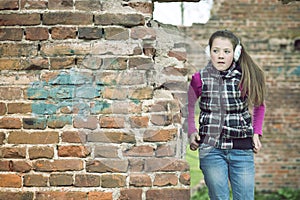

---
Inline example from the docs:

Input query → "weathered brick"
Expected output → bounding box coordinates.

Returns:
[101,174,126,188]
[128,57,154,70]
[49,174,73,186]
[43,12,93,25]
[0,147,26,158]
[153,173,178,186]
[101,57,128,70]
[156,144,176,157]
[0,28,23,41]
[143,128,177,142]
[104,27,129,40]
[179,172,190,185]
[129,173,151,187]
[78,27,103,40]
[123,145,154,157]
[150,100,180,112]
[26,88,49,100]
[129,87,153,100]
[0,13,40,25]
[95,13,145,27]
[50,57,75,69]
[47,115,72,128]
[128,159,144,172]
[51,27,77,40]
[0,43,37,57]
[8,131,59,144]
[48,0,73,10]
[0,160,9,171]
[24,174,48,187]
[145,158,189,172]
[150,113,181,126]
[86,159,128,173]
[0,0,18,10]
[33,159,83,172]
[0,192,34,200]
[23,117,47,129]
[131,27,156,40]
[88,191,113,200]
[128,2,153,14]
[0,87,22,100]
[74,174,100,187]
[74,115,98,130]
[61,131,86,143]
[99,116,125,129]
[41,42,91,56]
[129,116,149,128]
[36,191,87,200]
[0,102,6,115]
[0,117,22,129]
[119,188,143,200]
[143,43,156,57]
[1,160,31,172]
[20,0,47,9]
[91,41,141,56]
[0,174,22,187]
[168,49,187,61]
[102,87,128,100]
[58,145,90,158]
[7,103,31,114]
[75,0,102,11]
[94,145,119,158]
[88,131,136,143]
[90,100,112,114]
[146,189,190,200]
[0,132,5,144]
[28,146,54,159]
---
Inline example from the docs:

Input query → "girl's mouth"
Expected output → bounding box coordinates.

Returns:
[218,62,225,64]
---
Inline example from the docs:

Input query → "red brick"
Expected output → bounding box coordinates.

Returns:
[0,192,33,200]
[0,87,22,100]
[0,0,18,10]
[74,174,100,187]
[99,116,125,128]
[101,174,126,188]
[146,189,190,200]
[61,131,86,143]
[0,160,9,171]
[128,2,153,14]
[0,43,37,57]
[8,161,32,172]
[7,103,31,114]
[0,147,26,158]
[94,145,119,158]
[58,145,90,158]
[86,160,128,173]
[8,131,59,144]
[145,158,189,172]
[156,144,176,157]
[33,159,83,172]
[49,174,73,186]
[88,191,113,200]
[129,173,152,187]
[78,27,103,40]
[179,172,191,185]
[74,115,98,130]
[131,27,156,40]
[0,28,23,41]
[143,129,177,142]
[128,159,144,172]
[36,191,87,200]
[88,131,136,143]
[123,145,154,157]
[119,188,142,200]
[0,117,22,129]
[51,27,77,40]
[75,0,102,11]
[129,116,149,128]
[24,174,48,187]
[0,132,5,144]
[28,146,54,159]
[104,27,129,40]
[43,12,93,25]
[168,50,187,61]
[153,173,178,186]
[25,27,49,41]
[40,42,90,56]
[0,13,40,25]
[129,87,153,100]
[102,87,128,100]
[0,102,6,115]
[0,174,22,187]
[95,13,145,27]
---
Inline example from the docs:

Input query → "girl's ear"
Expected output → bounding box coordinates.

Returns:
[205,45,210,58]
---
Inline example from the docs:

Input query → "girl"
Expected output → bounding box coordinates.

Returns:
[188,30,266,200]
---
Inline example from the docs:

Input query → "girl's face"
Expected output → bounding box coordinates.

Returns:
[210,37,234,71]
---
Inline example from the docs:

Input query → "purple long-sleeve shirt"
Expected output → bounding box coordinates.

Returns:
[188,72,265,137]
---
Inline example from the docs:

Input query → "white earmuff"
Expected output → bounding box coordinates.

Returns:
[205,42,242,62]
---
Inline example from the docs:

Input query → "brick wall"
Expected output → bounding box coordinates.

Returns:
[182,0,300,192]
[0,0,191,199]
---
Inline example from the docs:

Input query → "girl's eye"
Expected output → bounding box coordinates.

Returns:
[225,50,231,54]
[212,49,218,53]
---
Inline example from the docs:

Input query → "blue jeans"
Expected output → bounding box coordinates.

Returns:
[199,148,255,200]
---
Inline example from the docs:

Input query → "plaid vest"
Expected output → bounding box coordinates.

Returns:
[199,62,253,149]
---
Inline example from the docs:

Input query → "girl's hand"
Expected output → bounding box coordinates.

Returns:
[253,134,262,153]
[189,132,200,151]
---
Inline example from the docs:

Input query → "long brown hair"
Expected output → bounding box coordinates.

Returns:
[208,30,266,106]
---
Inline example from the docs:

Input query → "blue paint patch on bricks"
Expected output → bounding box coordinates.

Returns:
[27,87,49,100]
[32,102,57,115]
[90,100,111,114]
[75,86,100,99]
[49,86,75,99]
[290,66,300,76]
